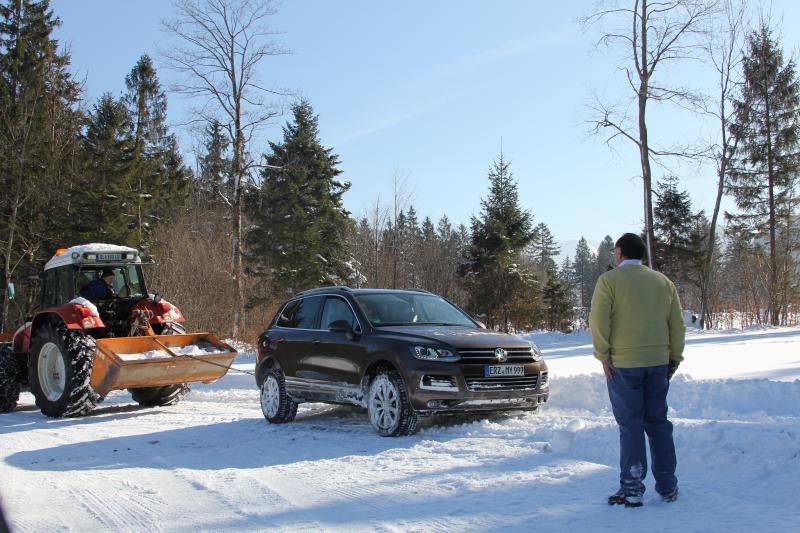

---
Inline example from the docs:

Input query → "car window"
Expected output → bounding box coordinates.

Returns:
[320,297,358,331]
[275,296,323,329]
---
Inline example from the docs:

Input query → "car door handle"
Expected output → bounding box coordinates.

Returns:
[312,339,321,345]
[276,338,286,344]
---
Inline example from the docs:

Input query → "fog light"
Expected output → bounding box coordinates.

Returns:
[426,400,440,408]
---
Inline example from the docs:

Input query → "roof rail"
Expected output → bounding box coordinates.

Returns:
[294,285,353,297]
[400,288,433,294]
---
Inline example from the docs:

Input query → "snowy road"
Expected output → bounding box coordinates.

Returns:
[1,327,799,532]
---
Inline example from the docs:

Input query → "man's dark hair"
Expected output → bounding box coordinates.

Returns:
[615,233,646,260]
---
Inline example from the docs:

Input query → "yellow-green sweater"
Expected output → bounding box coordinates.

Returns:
[589,264,685,368]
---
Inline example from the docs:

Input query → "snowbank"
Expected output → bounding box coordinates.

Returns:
[0,326,798,532]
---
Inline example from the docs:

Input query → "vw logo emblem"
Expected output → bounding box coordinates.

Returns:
[495,348,508,363]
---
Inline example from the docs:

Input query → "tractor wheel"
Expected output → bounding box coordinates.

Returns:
[0,344,20,413]
[29,324,100,417]
[129,322,190,407]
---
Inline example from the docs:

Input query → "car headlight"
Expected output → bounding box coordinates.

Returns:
[529,342,543,362]
[411,345,457,361]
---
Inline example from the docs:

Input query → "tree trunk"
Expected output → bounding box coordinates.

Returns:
[231,123,245,339]
[762,51,779,326]
[638,0,656,270]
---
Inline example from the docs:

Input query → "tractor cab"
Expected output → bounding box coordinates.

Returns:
[42,245,153,338]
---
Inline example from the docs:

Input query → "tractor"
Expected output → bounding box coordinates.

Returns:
[0,243,236,417]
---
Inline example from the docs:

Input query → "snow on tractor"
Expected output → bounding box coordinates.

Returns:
[0,244,236,417]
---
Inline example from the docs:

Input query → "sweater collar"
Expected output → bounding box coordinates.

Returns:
[619,259,643,266]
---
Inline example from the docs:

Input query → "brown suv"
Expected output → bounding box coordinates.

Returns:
[256,287,549,436]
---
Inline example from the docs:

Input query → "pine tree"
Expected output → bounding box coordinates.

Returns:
[0,0,82,328]
[78,93,137,245]
[249,100,352,297]
[572,237,595,315]
[196,119,232,204]
[123,55,190,247]
[653,176,695,283]
[728,24,800,325]
[593,235,615,288]
[461,152,535,331]
[528,222,560,277]
[542,265,572,331]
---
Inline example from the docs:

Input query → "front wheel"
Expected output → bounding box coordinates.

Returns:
[29,324,99,417]
[129,322,190,407]
[367,370,419,437]
[0,344,20,413]
[260,368,297,424]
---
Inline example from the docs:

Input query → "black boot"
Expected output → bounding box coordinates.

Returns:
[608,490,643,508]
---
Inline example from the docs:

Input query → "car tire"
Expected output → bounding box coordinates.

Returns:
[260,367,297,424]
[129,322,190,407]
[367,370,419,437]
[29,323,100,417]
[0,344,20,413]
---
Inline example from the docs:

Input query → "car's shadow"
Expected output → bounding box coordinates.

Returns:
[3,402,538,472]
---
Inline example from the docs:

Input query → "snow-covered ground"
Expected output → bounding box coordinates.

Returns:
[2,327,799,532]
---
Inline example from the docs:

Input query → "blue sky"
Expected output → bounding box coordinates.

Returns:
[51,0,800,250]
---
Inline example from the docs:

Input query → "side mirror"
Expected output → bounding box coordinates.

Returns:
[329,319,358,341]
[153,293,163,304]
[6,282,14,301]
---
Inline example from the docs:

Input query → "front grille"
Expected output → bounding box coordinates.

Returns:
[458,347,534,364]
[465,374,540,392]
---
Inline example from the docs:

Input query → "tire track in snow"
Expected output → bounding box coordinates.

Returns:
[64,476,166,532]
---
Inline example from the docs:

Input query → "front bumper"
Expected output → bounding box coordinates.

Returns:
[402,360,549,414]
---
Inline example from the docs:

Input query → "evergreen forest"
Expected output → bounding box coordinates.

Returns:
[1,0,799,339]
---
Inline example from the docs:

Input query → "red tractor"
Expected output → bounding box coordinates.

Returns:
[0,244,235,417]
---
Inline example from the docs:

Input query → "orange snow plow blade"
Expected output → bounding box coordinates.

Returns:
[90,333,237,396]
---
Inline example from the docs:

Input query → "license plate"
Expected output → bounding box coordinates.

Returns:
[484,365,525,377]
[97,253,122,261]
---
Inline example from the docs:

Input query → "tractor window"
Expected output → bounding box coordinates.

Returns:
[55,267,74,305]
[42,270,57,308]
[119,265,145,298]
[77,265,146,300]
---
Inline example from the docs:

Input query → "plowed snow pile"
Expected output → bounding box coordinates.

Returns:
[1,326,799,532]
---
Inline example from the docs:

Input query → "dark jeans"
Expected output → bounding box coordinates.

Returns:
[607,365,677,497]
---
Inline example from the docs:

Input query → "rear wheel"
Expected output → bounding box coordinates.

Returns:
[260,367,297,424]
[0,344,20,413]
[129,322,190,407]
[367,370,419,437]
[29,324,99,417]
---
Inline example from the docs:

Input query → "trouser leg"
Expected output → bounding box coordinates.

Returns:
[644,365,678,495]
[607,367,647,496]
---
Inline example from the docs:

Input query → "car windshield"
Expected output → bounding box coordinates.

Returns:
[354,293,475,327]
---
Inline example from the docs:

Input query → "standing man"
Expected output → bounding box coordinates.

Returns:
[589,233,684,507]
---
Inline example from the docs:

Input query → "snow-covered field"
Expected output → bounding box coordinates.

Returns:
[2,327,799,532]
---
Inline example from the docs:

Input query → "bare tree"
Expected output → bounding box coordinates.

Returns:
[163,0,288,338]
[698,0,747,328]
[389,171,412,288]
[581,0,718,268]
